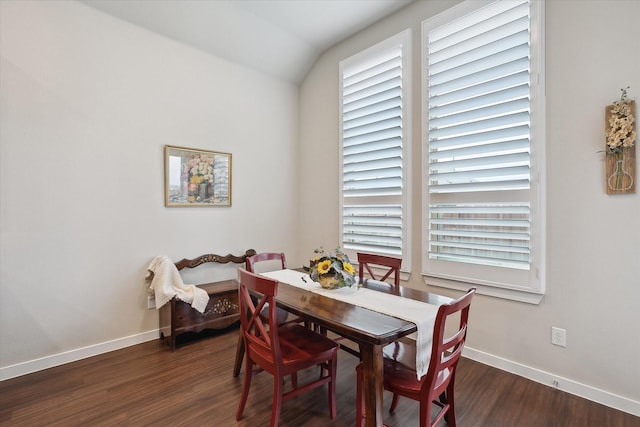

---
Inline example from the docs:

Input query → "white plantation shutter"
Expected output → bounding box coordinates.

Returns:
[340,31,409,261]
[427,0,531,194]
[423,0,544,300]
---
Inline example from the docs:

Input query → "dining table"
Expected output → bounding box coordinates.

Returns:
[260,269,453,427]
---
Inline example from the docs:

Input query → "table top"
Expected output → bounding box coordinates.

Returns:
[270,274,453,347]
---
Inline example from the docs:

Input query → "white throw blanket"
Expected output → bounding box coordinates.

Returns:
[261,269,441,380]
[145,255,209,313]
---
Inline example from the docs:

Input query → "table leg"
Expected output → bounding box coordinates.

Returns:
[359,342,384,427]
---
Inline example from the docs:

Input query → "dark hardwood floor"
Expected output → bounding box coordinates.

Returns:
[1,327,638,427]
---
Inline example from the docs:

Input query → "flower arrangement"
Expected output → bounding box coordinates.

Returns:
[308,247,356,290]
[605,87,636,155]
[182,154,214,202]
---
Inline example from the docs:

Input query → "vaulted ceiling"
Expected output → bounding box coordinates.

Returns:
[81,0,414,84]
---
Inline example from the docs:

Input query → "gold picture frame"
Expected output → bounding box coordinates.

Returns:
[164,145,232,207]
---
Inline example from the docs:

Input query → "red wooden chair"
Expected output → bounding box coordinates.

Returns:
[235,268,339,427]
[356,288,476,427]
[233,252,291,377]
[357,252,402,289]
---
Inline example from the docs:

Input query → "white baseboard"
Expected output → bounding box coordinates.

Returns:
[463,346,640,417]
[0,330,159,381]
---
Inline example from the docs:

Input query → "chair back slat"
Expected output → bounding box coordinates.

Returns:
[357,252,402,288]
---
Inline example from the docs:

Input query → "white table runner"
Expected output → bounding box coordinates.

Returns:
[262,268,441,380]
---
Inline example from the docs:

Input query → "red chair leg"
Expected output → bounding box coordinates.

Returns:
[271,376,283,427]
[232,333,245,377]
[235,359,253,420]
[328,352,337,419]
[445,384,456,427]
[390,392,400,413]
[419,399,433,427]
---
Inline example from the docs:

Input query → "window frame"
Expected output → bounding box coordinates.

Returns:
[421,0,546,303]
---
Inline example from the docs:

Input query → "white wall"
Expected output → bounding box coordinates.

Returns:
[299,0,640,415]
[0,0,299,375]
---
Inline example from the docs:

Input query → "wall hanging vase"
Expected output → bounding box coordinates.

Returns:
[604,88,636,194]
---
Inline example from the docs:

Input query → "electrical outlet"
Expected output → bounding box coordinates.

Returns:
[147,294,156,309]
[551,327,566,347]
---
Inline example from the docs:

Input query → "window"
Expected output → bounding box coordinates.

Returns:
[422,0,545,302]
[339,30,411,268]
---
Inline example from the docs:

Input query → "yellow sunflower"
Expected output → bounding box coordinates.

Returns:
[342,262,355,275]
[317,260,332,274]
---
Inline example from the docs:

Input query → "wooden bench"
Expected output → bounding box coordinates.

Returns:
[159,249,256,350]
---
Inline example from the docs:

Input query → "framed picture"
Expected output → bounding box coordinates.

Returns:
[164,145,232,207]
